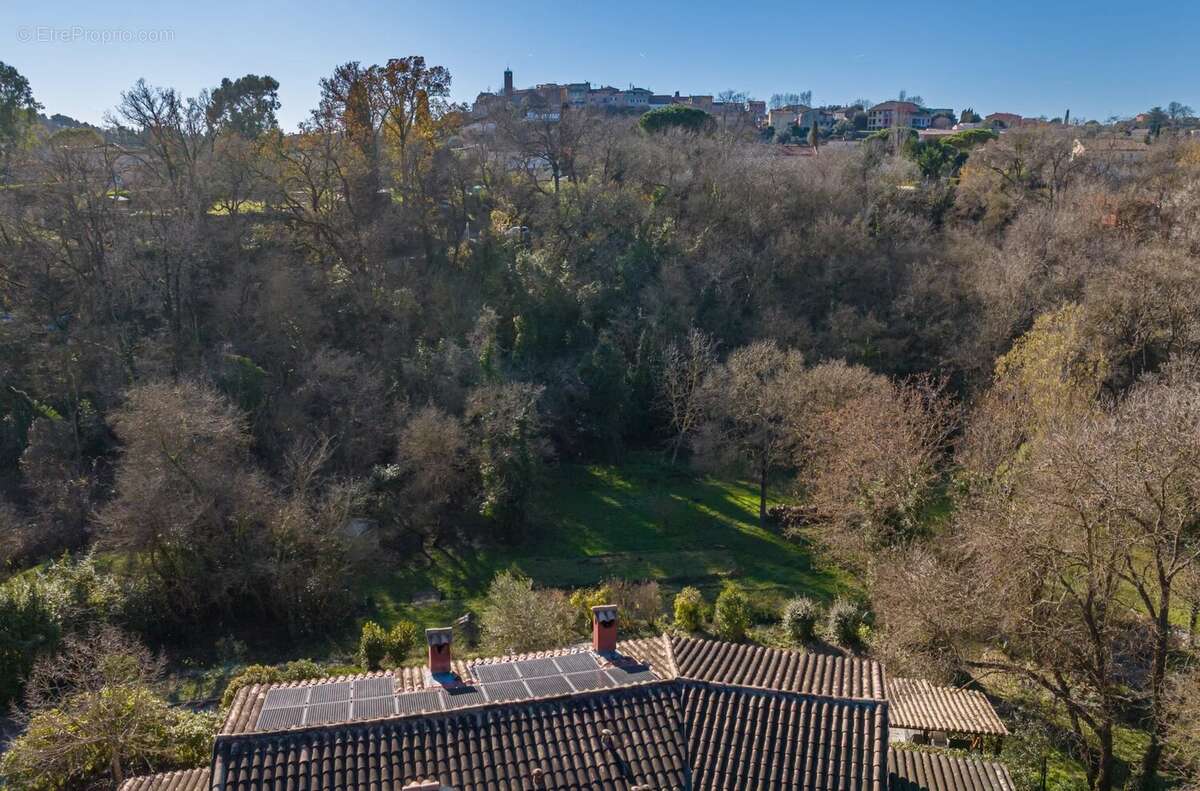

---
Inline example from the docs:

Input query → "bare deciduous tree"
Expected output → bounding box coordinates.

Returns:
[395,405,472,543]
[805,373,956,565]
[496,106,589,194]
[1164,660,1200,784]
[660,328,717,463]
[95,380,274,620]
[704,340,805,524]
[878,364,1200,791]
[1092,369,1200,788]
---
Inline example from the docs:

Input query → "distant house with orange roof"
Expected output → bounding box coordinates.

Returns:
[985,112,1024,129]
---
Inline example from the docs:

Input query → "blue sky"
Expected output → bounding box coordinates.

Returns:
[3,0,1197,129]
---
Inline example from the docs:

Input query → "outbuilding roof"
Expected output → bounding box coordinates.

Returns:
[887,678,1008,737]
[887,747,1016,791]
[119,768,209,791]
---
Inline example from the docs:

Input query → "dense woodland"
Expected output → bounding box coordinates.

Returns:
[2,56,1200,790]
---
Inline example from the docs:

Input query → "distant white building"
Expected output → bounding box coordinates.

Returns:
[767,105,808,131]
[868,101,930,130]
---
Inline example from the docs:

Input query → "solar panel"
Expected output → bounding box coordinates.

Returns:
[442,686,487,709]
[514,658,559,678]
[256,705,305,730]
[250,653,658,733]
[352,695,396,720]
[566,669,616,691]
[262,687,309,709]
[472,663,521,683]
[308,682,352,703]
[607,666,657,685]
[396,689,445,715]
[305,701,351,725]
[354,677,394,699]
[554,653,600,673]
[525,674,573,697]
[481,680,530,702]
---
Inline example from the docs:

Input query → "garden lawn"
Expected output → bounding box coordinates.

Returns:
[359,454,853,641]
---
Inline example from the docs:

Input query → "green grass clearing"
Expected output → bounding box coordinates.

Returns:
[359,454,853,642]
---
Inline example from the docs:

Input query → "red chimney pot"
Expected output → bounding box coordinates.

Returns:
[591,605,618,654]
[426,627,453,675]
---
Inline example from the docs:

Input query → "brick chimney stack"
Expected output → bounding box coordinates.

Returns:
[426,627,453,676]
[591,605,618,654]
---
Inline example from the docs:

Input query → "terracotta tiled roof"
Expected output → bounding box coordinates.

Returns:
[615,636,678,677]
[684,683,887,790]
[210,681,887,791]
[118,768,209,791]
[887,679,1008,737]
[216,682,688,791]
[887,747,1016,791]
[870,101,921,113]
[669,636,885,699]
[124,744,1012,791]
[130,635,1006,791]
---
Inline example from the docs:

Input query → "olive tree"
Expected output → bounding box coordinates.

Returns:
[480,571,574,653]
[0,628,216,789]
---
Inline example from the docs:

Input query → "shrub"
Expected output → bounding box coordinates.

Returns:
[782,597,822,645]
[38,552,128,630]
[570,580,661,631]
[384,620,419,662]
[220,658,324,709]
[0,576,62,704]
[605,579,661,628]
[0,553,132,704]
[673,587,706,633]
[221,666,277,709]
[766,505,813,532]
[713,584,752,643]
[480,571,575,653]
[569,585,610,631]
[827,597,864,647]
[359,621,388,670]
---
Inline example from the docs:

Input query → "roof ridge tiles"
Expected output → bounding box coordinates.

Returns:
[463,643,593,665]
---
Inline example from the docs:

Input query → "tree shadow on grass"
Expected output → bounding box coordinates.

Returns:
[526,461,846,600]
